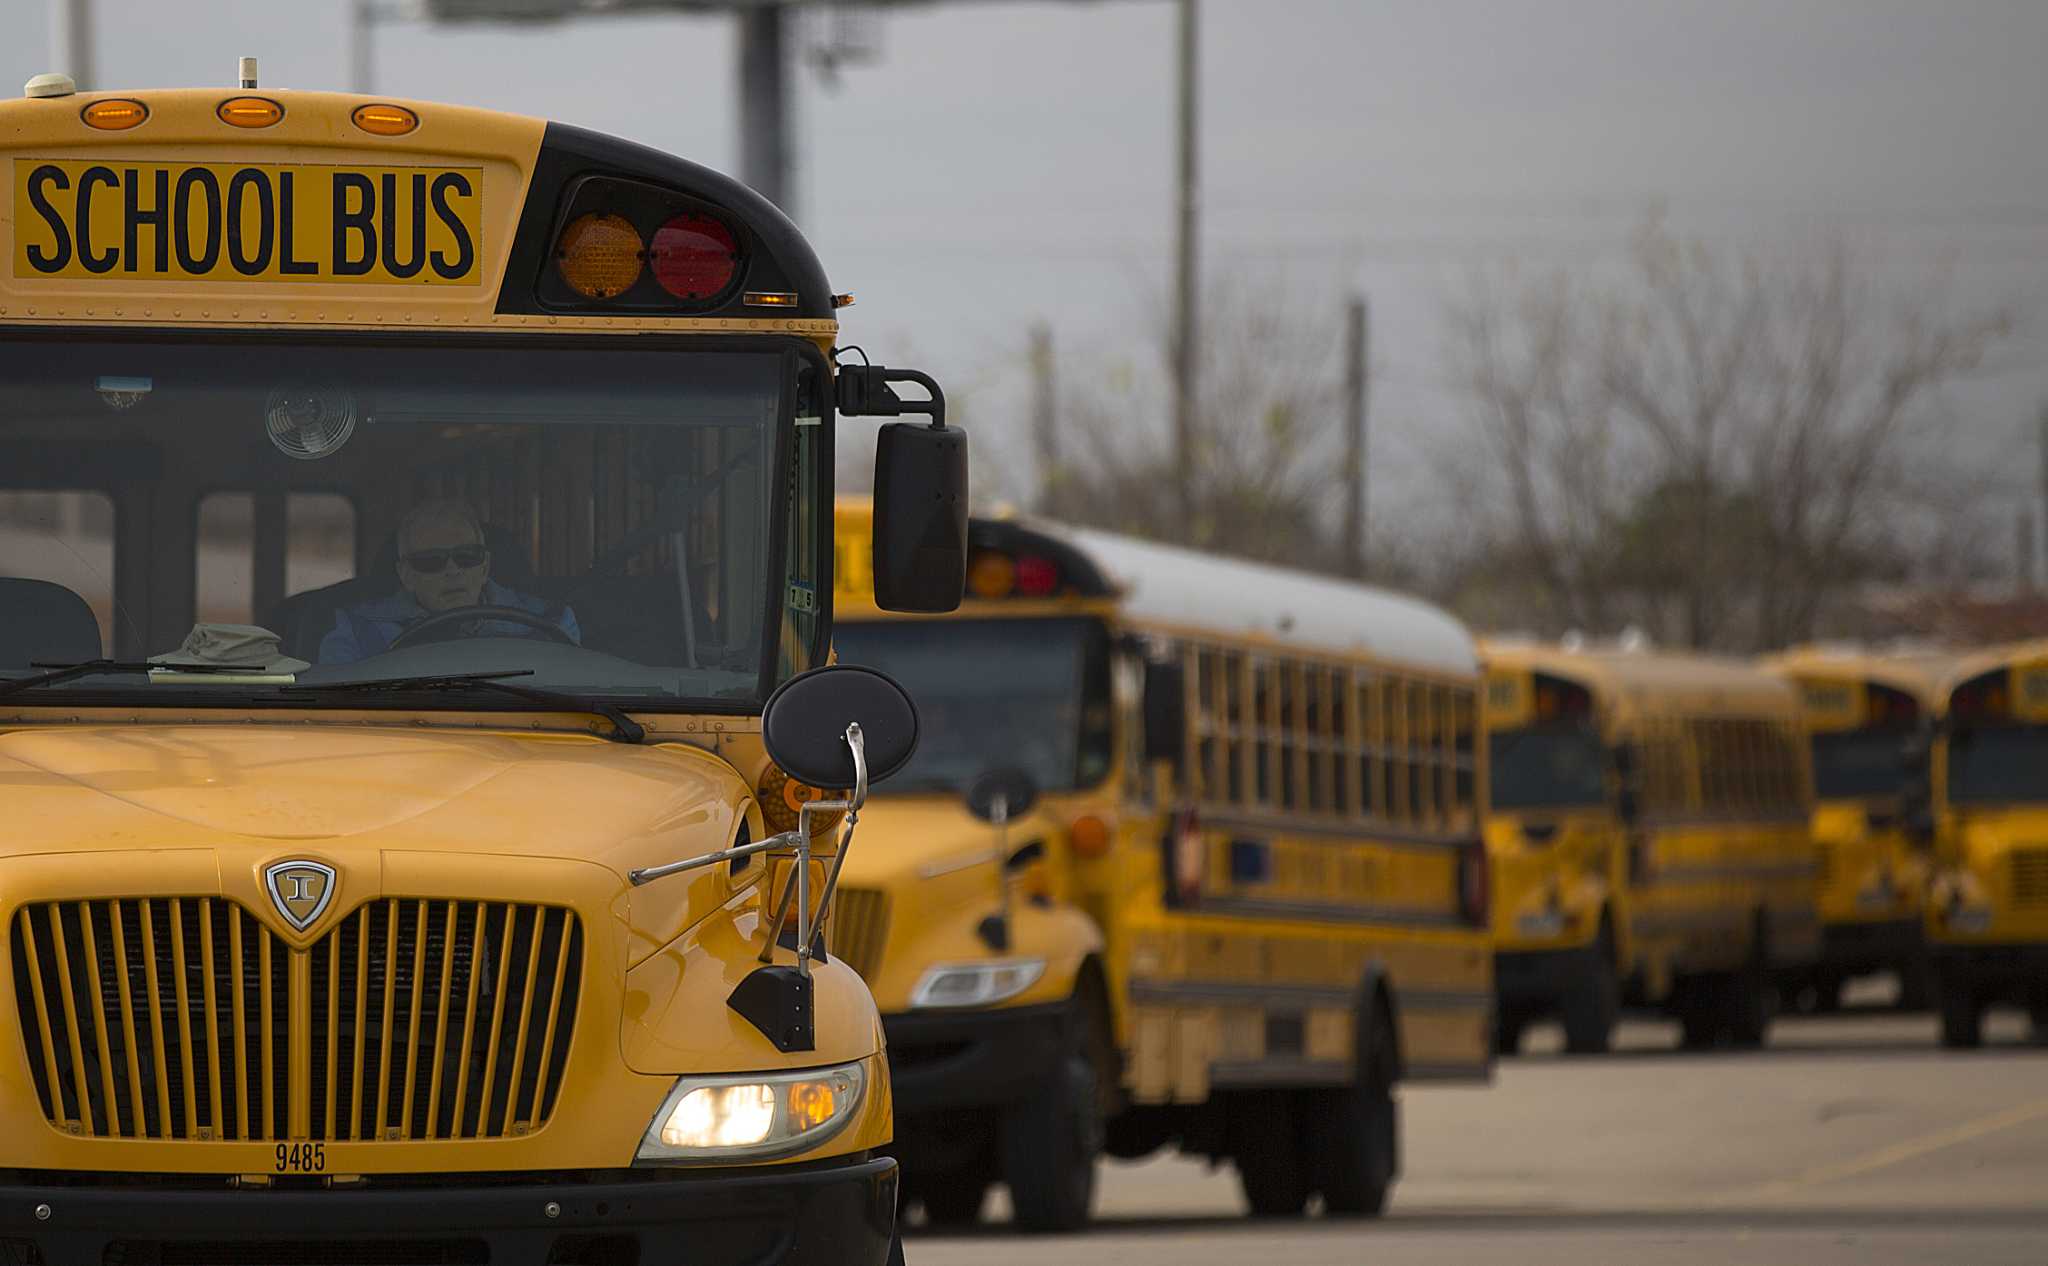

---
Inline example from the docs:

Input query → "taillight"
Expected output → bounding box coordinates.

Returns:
[1457,841,1490,927]
[650,213,740,300]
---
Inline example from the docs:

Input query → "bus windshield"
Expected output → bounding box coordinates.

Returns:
[0,333,808,710]
[831,617,1112,794]
[1810,729,1910,800]
[1947,726,2048,804]
[1489,723,1609,810]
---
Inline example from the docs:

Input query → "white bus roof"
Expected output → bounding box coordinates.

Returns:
[1035,520,1479,677]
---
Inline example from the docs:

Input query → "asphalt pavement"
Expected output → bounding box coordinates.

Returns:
[907,994,2048,1266]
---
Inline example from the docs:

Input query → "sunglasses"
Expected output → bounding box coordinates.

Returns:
[402,546,489,574]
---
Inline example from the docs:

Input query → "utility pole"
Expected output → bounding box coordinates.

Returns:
[738,3,795,219]
[49,0,93,89]
[2020,510,2037,598]
[350,0,376,94]
[1031,323,1059,514]
[1169,0,1199,540]
[1342,295,1370,579]
[2036,404,2048,591]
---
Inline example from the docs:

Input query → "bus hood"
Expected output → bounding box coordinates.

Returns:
[838,794,1055,885]
[0,721,746,880]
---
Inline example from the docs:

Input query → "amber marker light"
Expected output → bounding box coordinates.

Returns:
[352,103,419,136]
[1069,814,1112,858]
[218,96,284,128]
[81,98,147,130]
[743,291,800,307]
[555,213,644,299]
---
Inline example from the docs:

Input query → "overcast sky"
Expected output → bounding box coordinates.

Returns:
[8,0,2047,530]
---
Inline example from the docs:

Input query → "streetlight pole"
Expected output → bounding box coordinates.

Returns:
[350,0,376,94]
[1169,0,1199,541]
[737,2,795,218]
[49,0,93,89]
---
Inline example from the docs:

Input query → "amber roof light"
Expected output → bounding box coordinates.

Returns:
[217,96,283,128]
[352,103,418,136]
[82,98,147,130]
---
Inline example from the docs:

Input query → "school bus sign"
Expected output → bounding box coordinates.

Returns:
[13,160,483,284]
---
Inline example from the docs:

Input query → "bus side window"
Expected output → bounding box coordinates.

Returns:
[1254,660,1276,808]
[1451,687,1476,831]
[1277,661,1299,811]
[1330,667,1352,816]
[1225,651,1248,805]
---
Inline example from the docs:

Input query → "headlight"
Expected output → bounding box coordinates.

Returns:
[636,1061,866,1163]
[909,958,1045,1009]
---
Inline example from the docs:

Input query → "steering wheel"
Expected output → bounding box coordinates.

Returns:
[388,605,575,651]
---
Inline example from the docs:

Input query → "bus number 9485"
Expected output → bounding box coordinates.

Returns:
[276,1142,327,1173]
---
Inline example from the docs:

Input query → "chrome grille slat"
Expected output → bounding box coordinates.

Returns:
[10,897,581,1143]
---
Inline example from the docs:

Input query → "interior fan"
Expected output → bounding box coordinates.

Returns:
[265,387,357,461]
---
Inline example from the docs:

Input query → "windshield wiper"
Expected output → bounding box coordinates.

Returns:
[0,659,257,699]
[284,671,646,744]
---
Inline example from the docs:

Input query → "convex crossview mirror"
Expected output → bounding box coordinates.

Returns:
[630,665,919,1052]
[839,363,968,614]
[965,766,1040,953]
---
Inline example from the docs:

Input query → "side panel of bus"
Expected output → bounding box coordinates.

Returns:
[1112,642,1492,1104]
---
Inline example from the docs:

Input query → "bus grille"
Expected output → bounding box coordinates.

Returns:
[2012,850,2048,908]
[10,898,581,1142]
[829,888,890,980]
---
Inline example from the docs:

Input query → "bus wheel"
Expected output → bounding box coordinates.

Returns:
[1808,973,1844,1014]
[1000,1005,1103,1232]
[1896,961,1934,1012]
[919,1172,990,1227]
[1493,1010,1525,1056]
[1231,1092,1311,1218]
[1937,980,1983,1049]
[1562,925,1620,1055]
[1313,1010,1400,1218]
[1674,980,1721,1050]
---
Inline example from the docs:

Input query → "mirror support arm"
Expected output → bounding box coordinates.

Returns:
[628,723,872,987]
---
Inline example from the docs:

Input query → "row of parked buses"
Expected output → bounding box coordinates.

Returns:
[824,500,2048,1232]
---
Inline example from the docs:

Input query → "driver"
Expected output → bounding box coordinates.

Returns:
[317,499,579,664]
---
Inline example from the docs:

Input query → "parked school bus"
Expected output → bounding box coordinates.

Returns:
[1483,643,1819,1051]
[1925,641,2048,1047]
[0,67,972,1264]
[1762,647,1947,1011]
[829,505,1493,1229]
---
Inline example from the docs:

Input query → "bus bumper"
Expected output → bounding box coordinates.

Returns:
[1495,945,1596,1012]
[883,1002,1068,1114]
[1818,917,1923,975]
[1932,941,2048,997]
[0,1157,898,1266]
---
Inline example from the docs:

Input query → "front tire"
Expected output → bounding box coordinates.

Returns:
[1562,926,1620,1055]
[1938,977,1983,1049]
[918,1172,989,1227]
[1231,1092,1311,1218]
[1312,1008,1400,1217]
[1000,1000,1104,1232]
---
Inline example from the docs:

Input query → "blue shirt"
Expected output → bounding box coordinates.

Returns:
[317,580,581,665]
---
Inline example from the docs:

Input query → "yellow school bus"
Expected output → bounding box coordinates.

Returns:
[0,67,972,1263]
[829,504,1492,1228]
[1927,640,2048,1047]
[1763,647,1949,1012]
[1483,642,1818,1051]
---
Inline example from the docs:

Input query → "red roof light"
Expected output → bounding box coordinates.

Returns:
[649,213,739,300]
[1014,554,1060,596]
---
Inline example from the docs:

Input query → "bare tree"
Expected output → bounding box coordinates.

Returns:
[1443,215,2014,650]
[1045,277,1348,569]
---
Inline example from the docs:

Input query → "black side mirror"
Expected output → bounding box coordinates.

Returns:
[967,766,1041,823]
[762,664,920,789]
[841,363,969,614]
[1142,657,1188,769]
